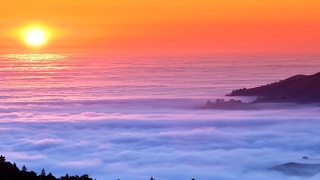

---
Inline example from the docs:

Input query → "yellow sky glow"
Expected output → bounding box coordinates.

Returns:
[1,0,320,54]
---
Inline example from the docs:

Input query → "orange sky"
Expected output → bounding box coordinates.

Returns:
[1,0,320,55]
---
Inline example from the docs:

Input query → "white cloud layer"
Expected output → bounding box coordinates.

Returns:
[1,54,320,179]
[0,100,319,180]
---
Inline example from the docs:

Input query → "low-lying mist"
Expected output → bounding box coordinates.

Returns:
[0,99,319,180]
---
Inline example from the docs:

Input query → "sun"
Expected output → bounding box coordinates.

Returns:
[25,29,46,47]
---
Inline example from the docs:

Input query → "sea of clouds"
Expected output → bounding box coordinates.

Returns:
[1,99,320,180]
[1,54,320,179]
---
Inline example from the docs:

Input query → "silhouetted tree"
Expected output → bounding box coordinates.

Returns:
[41,168,46,176]
[13,162,17,168]
[60,174,70,180]
[47,172,58,180]
[22,165,27,172]
[0,155,5,162]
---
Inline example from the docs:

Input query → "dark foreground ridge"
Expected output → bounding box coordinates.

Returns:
[0,155,94,180]
[268,162,320,177]
[228,72,320,104]
[0,155,197,180]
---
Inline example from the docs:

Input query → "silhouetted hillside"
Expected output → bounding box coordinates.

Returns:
[0,155,94,180]
[228,72,320,103]
[0,155,197,180]
[268,162,320,177]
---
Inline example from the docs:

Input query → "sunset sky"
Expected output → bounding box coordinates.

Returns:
[1,1,320,179]
[1,0,320,55]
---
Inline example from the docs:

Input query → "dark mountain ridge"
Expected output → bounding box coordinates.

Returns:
[228,72,320,103]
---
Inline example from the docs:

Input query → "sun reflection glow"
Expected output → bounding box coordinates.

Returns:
[1,54,69,72]
[4,54,67,62]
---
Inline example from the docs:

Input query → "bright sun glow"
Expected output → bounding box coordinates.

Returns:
[25,29,46,47]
